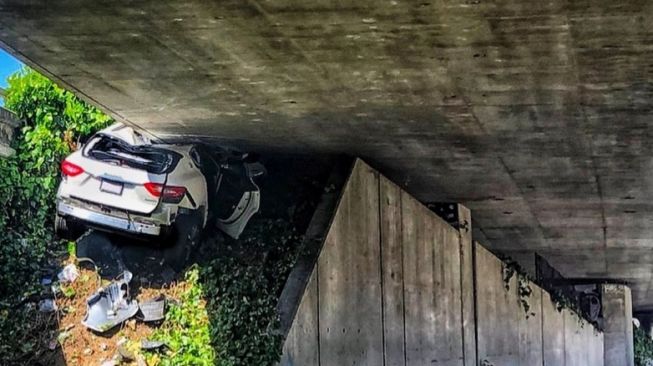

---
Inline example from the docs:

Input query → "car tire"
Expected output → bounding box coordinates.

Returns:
[163,214,202,271]
[55,214,83,241]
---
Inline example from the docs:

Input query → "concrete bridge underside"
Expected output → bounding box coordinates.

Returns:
[1,1,653,308]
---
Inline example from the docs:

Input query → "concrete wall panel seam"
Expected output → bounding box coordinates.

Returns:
[378,176,386,366]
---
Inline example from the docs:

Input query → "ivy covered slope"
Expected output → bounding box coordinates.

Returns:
[635,327,653,366]
[150,174,323,365]
[0,68,112,363]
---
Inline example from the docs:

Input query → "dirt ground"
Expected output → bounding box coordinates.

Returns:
[50,261,187,366]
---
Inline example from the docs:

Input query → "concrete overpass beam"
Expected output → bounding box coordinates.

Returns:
[602,284,634,366]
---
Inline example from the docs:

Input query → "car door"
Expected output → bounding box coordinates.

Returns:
[214,159,264,239]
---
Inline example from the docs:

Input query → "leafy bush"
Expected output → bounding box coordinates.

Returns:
[0,68,112,363]
[152,267,216,366]
[635,327,653,366]
[202,219,301,366]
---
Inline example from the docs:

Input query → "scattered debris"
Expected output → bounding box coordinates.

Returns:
[116,339,148,365]
[48,338,59,351]
[40,276,53,286]
[126,318,136,330]
[117,342,135,361]
[140,339,166,351]
[38,298,57,313]
[137,295,166,322]
[48,261,189,365]
[82,271,139,333]
[58,263,79,283]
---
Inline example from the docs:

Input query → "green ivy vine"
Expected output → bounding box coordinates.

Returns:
[635,326,653,366]
[0,67,113,365]
[501,258,535,318]
[500,255,597,329]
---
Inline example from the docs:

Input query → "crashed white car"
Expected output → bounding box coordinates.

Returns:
[55,123,263,265]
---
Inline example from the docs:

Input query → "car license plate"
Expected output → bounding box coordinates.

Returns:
[100,179,124,195]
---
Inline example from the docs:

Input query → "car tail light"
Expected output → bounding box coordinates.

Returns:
[144,182,163,197]
[144,182,187,203]
[61,160,84,177]
[162,186,187,203]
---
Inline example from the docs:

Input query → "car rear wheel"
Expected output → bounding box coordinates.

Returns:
[163,214,202,271]
[55,214,84,241]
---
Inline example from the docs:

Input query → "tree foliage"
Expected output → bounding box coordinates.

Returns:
[0,68,112,363]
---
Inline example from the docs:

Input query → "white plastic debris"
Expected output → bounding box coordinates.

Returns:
[38,298,58,312]
[82,271,139,333]
[57,263,79,283]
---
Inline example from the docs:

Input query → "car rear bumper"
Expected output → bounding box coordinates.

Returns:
[57,200,161,236]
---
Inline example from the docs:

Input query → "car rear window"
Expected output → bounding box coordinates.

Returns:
[83,135,182,174]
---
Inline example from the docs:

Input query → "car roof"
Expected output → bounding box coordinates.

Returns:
[151,143,194,155]
[97,122,195,154]
[97,123,151,145]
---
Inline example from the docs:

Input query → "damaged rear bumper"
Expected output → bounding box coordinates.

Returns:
[57,200,161,236]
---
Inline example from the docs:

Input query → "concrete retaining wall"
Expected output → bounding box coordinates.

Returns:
[281,160,471,365]
[279,159,604,366]
[476,244,604,366]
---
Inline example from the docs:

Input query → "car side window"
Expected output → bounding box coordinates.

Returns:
[189,147,202,168]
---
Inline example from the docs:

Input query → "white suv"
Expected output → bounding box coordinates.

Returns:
[55,123,263,266]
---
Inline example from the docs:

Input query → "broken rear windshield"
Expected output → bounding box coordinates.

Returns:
[83,135,182,174]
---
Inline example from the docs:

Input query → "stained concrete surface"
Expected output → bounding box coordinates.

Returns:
[475,242,604,366]
[0,1,652,308]
[0,107,18,156]
[602,284,634,366]
[282,160,470,365]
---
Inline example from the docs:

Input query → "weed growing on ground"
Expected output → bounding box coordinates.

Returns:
[150,267,215,366]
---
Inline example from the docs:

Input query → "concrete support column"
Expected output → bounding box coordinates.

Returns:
[602,284,634,366]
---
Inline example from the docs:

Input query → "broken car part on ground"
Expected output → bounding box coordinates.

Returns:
[82,270,139,333]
